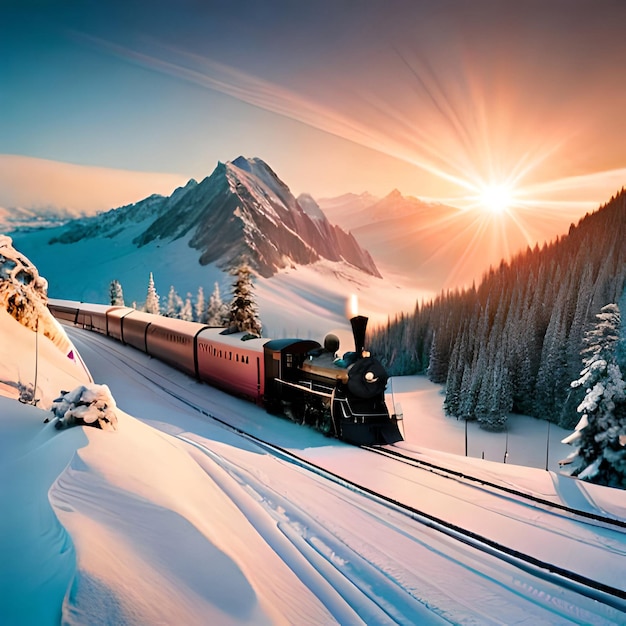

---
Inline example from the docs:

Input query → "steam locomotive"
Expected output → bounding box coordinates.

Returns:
[48,299,403,446]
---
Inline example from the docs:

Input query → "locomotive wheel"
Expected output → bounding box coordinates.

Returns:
[317,407,334,437]
[282,400,305,424]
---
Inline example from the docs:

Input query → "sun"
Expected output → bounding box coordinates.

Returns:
[478,183,515,215]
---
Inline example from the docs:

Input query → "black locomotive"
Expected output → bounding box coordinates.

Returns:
[264,315,402,444]
[48,300,403,445]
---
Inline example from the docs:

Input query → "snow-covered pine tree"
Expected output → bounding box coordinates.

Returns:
[195,286,206,323]
[228,260,262,336]
[563,303,626,488]
[443,338,463,417]
[617,288,626,371]
[476,354,512,431]
[109,280,125,306]
[427,330,448,383]
[181,293,193,321]
[206,282,228,326]
[145,272,160,315]
[164,286,183,318]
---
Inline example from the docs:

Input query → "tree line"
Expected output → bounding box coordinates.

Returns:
[369,189,626,434]
[109,259,263,336]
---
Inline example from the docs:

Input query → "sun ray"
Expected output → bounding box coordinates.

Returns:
[78,30,625,283]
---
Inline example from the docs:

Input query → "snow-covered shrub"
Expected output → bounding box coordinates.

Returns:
[18,382,37,405]
[49,384,118,431]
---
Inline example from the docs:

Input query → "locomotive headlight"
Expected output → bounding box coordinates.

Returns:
[365,371,378,383]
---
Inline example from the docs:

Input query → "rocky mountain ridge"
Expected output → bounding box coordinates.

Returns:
[49,157,380,279]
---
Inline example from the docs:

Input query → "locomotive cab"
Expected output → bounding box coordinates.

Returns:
[263,338,321,413]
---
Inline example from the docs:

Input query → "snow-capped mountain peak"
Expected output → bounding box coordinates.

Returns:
[36,157,381,279]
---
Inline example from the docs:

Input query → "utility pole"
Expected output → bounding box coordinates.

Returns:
[32,316,39,406]
[503,429,509,464]
[464,418,468,456]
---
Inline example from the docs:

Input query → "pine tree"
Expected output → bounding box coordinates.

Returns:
[195,286,206,323]
[109,280,124,306]
[145,272,160,315]
[181,293,193,321]
[206,282,228,326]
[476,354,512,431]
[563,303,626,487]
[228,260,262,336]
[164,286,183,318]
[617,289,626,370]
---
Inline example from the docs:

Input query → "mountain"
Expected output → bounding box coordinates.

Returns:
[319,188,579,290]
[0,205,78,233]
[320,189,474,287]
[313,192,380,232]
[318,189,447,231]
[49,157,380,279]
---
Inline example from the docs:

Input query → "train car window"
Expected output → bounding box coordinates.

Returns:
[286,353,293,368]
[229,351,232,360]
[245,356,249,364]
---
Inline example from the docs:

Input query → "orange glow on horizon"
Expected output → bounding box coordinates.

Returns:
[0,155,186,213]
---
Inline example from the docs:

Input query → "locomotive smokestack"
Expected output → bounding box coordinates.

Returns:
[350,315,368,358]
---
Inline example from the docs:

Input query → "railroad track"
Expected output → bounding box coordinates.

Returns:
[67,325,626,613]
[362,444,626,532]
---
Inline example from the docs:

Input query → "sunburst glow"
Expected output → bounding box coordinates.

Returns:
[63,23,623,294]
[478,183,515,214]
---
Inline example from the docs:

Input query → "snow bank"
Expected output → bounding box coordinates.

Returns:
[1,235,58,342]
[0,307,92,408]
[0,236,91,405]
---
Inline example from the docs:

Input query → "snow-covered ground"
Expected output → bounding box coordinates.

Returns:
[1,298,626,624]
[1,237,625,624]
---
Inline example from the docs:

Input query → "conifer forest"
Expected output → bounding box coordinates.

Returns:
[370,190,626,433]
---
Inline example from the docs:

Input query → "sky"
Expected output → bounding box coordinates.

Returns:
[3,0,626,224]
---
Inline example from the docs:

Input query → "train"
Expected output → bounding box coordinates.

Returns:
[47,299,403,446]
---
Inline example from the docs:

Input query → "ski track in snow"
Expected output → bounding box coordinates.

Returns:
[179,435,447,625]
[55,326,626,625]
